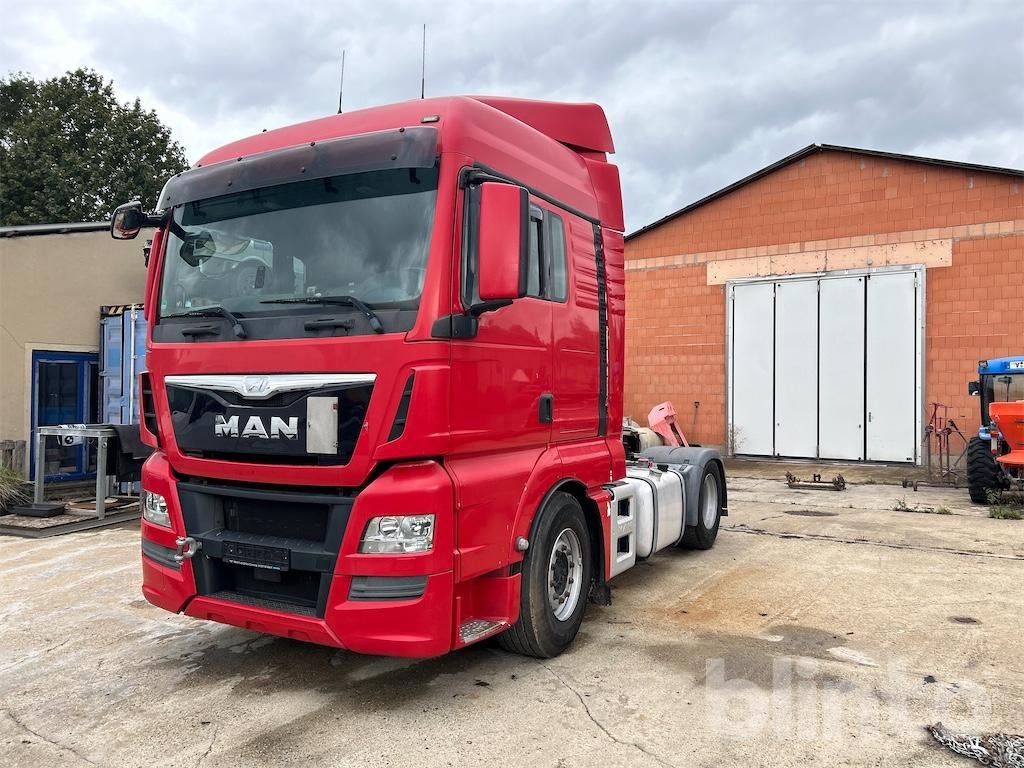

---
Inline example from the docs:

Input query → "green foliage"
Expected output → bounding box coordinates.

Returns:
[982,488,1023,518]
[0,68,189,225]
[0,466,30,510]
[989,501,1023,520]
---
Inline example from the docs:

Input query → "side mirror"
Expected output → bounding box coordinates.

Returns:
[111,201,146,240]
[968,380,981,396]
[477,182,528,302]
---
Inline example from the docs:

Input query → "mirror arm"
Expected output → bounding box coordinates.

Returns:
[468,299,512,317]
[166,217,190,240]
[459,167,505,189]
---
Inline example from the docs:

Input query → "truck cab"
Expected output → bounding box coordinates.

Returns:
[113,96,725,658]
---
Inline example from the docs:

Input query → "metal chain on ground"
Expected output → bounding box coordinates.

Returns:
[927,722,1024,768]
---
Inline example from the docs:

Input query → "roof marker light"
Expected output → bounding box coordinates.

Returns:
[421,115,440,123]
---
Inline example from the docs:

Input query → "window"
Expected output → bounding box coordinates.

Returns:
[526,209,544,298]
[525,206,567,302]
[160,166,439,322]
[547,213,567,302]
[461,186,571,307]
[31,351,99,480]
[982,373,1024,424]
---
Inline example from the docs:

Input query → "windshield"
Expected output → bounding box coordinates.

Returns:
[159,166,439,319]
[981,373,1024,423]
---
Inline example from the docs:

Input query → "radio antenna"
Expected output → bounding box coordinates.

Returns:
[420,24,426,99]
[337,49,346,114]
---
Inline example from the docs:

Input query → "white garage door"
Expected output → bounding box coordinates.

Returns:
[866,272,919,462]
[728,270,921,463]
[730,282,775,455]
[819,276,865,460]
[774,279,818,458]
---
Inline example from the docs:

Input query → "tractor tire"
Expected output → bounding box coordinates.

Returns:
[498,492,591,659]
[681,462,724,550]
[966,436,1004,504]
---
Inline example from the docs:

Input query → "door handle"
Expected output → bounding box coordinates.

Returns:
[539,393,554,424]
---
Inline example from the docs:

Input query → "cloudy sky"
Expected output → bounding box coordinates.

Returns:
[4,1,1023,232]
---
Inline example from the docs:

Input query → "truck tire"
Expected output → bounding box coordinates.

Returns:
[681,462,723,550]
[498,492,592,658]
[966,436,1004,504]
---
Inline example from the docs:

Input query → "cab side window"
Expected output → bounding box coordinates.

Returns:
[461,184,571,308]
[525,205,567,303]
[547,213,567,302]
[526,209,544,298]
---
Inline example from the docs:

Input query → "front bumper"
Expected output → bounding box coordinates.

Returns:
[139,452,456,658]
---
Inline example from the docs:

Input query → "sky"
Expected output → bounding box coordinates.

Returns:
[3,1,1023,233]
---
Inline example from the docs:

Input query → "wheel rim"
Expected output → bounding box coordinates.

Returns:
[701,471,719,529]
[547,528,583,622]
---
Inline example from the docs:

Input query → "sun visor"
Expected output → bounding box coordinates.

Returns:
[157,126,438,211]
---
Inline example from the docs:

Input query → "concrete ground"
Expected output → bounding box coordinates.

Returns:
[1,472,1021,767]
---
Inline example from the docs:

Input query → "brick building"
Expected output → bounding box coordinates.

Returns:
[624,145,1023,463]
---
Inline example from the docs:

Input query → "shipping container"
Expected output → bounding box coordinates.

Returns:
[99,305,147,425]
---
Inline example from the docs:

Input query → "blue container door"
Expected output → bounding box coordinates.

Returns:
[30,351,99,481]
[122,308,147,423]
[99,309,147,424]
[100,316,124,424]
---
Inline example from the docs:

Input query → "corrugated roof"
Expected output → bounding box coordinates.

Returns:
[0,221,111,238]
[626,143,1024,241]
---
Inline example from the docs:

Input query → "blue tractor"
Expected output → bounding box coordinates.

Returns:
[966,356,1024,503]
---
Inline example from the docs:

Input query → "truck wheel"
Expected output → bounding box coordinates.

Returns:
[966,436,1004,504]
[498,492,591,659]
[681,462,723,550]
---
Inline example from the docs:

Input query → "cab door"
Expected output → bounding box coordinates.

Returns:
[547,209,600,441]
[449,194,553,453]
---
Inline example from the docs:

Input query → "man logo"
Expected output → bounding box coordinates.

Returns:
[214,415,299,440]
[243,376,271,395]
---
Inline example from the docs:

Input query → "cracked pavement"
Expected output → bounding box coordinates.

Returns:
[1,470,1022,767]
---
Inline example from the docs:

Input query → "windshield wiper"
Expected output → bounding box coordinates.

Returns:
[163,307,248,339]
[261,295,384,334]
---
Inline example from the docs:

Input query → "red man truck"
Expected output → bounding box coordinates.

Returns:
[111,96,726,659]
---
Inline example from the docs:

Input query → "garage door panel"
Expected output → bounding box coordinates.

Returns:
[730,271,919,464]
[819,277,865,460]
[731,283,774,456]
[866,272,918,462]
[774,280,818,457]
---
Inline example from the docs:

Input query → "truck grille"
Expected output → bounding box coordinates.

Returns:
[177,480,353,617]
[165,379,372,466]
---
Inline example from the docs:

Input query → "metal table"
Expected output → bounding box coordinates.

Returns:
[33,425,117,519]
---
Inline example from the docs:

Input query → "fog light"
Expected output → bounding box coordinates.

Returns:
[142,490,171,527]
[360,514,434,553]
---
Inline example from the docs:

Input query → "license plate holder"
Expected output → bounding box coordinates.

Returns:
[221,541,290,571]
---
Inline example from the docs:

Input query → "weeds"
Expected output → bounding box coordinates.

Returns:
[893,498,952,515]
[990,506,1023,520]
[0,466,30,511]
[985,489,1024,519]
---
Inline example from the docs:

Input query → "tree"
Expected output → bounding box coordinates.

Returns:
[0,69,189,225]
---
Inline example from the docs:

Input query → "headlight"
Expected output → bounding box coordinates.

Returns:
[359,514,434,553]
[142,490,171,528]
